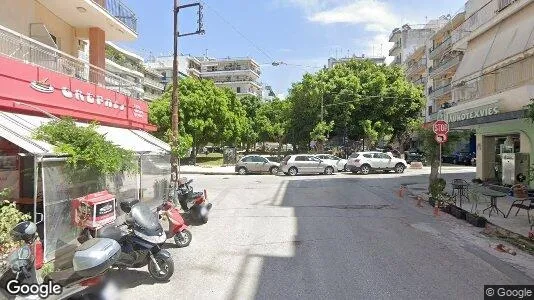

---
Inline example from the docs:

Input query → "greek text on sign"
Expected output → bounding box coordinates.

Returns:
[447,105,500,123]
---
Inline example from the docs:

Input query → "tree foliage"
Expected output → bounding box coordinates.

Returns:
[286,59,425,150]
[33,118,137,176]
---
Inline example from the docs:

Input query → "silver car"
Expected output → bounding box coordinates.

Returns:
[235,155,280,175]
[315,154,348,171]
[280,154,337,176]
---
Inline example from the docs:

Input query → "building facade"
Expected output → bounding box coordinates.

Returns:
[389,17,450,66]
[327,55,387,68]
[145,55,201,87]
[442,0,534,185]
[0,0,171,262]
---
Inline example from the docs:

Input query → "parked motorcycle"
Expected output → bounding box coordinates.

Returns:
[156,199,192,248]
[0,221,121,300]
[79,199,174,282]
[174,178,212,224]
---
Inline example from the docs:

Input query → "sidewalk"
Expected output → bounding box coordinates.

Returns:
[403,179,533,241]
[179,165,236,175]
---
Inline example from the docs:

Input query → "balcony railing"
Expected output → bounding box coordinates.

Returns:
[0,24,141,98]
[429,83,452,99]
[429,37,452,58]
[406,58,426,75]
[143,77,165,90]
[429,54,462,78]
[92,0,138,33]
[453,54,534,103]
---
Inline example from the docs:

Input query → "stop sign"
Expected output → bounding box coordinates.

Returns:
[433,120,449,134]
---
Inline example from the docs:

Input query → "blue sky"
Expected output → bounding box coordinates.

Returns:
[120,0,466,97]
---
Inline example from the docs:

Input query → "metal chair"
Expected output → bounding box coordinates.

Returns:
[506,184,534,223]
[451,179,470,207]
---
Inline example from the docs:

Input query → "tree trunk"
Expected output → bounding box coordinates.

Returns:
[317,140,324,153]
[278,138,283,160]
[428,144,440,193]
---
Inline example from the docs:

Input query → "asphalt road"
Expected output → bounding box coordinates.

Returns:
[111,167,534,300]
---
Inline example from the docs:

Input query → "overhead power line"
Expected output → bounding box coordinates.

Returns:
[201,1,274,61]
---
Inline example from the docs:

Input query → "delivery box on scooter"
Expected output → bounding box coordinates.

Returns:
[72,191,117,229]
[73,238,121,278]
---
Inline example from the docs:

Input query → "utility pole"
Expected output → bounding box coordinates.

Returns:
[171,1,204,187]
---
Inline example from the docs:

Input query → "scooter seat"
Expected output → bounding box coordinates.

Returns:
[96,225,124,242]
[44,268,83,287]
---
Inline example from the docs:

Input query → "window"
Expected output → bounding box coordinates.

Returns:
[330,156,339,160]
[350,153,360,158]
[295,156,308,161]
[241,156,254,162]
[380,153,391,159]
[317,155,327,159]
[363,154,373,158]
[310,156,321,162]
[237,87,241,93]
[252,156,267,163]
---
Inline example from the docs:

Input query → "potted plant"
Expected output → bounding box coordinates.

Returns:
[429,178,446,207]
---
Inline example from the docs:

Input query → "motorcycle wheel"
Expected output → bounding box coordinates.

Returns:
[147,254,174,282]
[174,229,192,248]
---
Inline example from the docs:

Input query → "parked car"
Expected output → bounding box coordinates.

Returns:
[315,154,348,171]
[235,155,280,175]
[404,150,427,165]
[442,151,474,165]
[280,154,338,176]
[346,151,408,175]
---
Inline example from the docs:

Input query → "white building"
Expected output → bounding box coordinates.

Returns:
[389,17,450,65]
[145,55,200,87]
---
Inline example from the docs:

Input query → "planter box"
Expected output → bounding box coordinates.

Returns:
[466,213,487,228]
[440,204,452,214]
[450,205,466,220]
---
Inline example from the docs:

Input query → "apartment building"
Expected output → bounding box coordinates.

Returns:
[146,55,201,86]
[327,55,387,68]
[426,12,466,120]
[198,57,262,97]
[443,0,534,184]
[389,18,449,65]
[0,0,171,262]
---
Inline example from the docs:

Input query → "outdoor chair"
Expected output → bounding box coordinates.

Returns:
[506,184,534,224]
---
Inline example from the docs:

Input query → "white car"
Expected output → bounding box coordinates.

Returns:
[281,154,338,176]
[315,154,348,172]
[346,151,408,175]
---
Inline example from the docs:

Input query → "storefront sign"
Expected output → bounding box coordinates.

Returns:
[0,56,155,131]
[447,104,500,123]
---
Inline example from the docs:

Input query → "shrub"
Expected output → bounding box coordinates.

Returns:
[0,188,31,256]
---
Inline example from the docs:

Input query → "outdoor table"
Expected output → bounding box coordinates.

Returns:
[451,180,469,207]
[475,186,508,218]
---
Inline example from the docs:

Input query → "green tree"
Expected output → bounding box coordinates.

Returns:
[149,78,248,162]
[255,98,291,154]
[417,127,469,191]
[238,95,263,152]
[310,121,334,153]
[286,60,425,151]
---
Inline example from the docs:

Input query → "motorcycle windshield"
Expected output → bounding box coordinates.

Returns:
[130,203,161,233]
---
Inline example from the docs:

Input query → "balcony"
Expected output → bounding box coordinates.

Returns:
[429,83,452,99]
[35,0,137,41]
[453,54,534,103]
[143,90,162,102]
[406,58,426,76]
[429,37,452,59]
[389,41,401,56]
[429,54,462,78]
[0,24,141,98]
[451,0,528,48]
[143,77,165,91]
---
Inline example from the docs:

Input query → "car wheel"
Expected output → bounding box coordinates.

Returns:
[288,167,298,176]
[269,166,279,175]
[237,167,247,175]
[360,164,371,175]
[395,163,405,174]
[324,166,334,175]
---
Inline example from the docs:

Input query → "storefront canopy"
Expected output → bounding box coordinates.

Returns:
[0,111,170,155]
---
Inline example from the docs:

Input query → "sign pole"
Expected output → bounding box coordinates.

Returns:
[439,143,442,176]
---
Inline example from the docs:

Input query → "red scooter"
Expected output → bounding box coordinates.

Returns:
[157,199,192,248]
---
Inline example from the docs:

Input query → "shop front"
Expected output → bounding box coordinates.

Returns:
[0,55,170,263]
[442,87,534,187]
